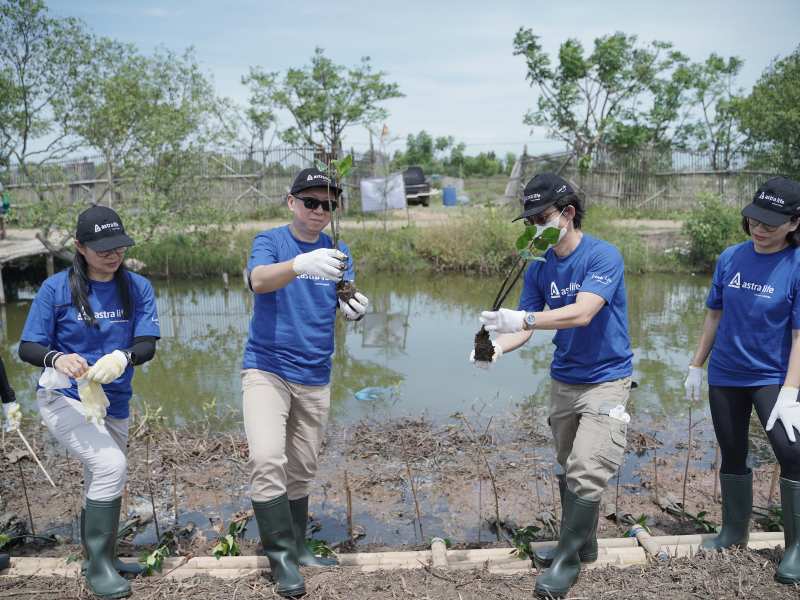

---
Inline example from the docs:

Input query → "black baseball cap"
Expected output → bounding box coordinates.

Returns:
[76,205,135,251]
[742,176,800,227]
[512,173,575,222]
[290,167,342,197]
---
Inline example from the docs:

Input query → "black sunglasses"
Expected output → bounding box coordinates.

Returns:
[294,196,338,212]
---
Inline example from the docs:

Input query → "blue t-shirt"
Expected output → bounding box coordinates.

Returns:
[706,241,800,386]
[21,270,161,419]
[518,234,633,384]
[242,226,354,386]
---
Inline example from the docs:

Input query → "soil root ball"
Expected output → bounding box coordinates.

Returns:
[473,327,495,362]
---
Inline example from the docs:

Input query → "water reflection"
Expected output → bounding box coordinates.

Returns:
[0,271,720,427]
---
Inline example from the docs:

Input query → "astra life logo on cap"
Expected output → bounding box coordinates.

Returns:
[759,191,785,207]
[93,222,120,233]
[307,173,331,183]
[524,192,542,202]
[555,185,567,194]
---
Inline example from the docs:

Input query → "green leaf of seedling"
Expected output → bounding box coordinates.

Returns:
[515,226,536,251]
[314,159,329,173]
[331,154,354,179]
[518,249,534,261]
[308,538,335,557]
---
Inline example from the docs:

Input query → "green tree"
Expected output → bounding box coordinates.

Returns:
[512,29,690,168]
[244,47,402,160]
[0,0,92,234]
[72,42,223,240]
[737,46,800,178]
[677,54,745,170]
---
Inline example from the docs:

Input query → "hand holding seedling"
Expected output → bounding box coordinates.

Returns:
[469,340,503,369]
[480,308,525,334]
[293,248,346,281]
[339,291,369,321]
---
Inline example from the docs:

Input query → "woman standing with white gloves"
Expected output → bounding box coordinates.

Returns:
[18,206,159,599]
[685,176,800,585]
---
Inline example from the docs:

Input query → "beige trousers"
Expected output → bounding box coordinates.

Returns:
[242,369,330,502]
[549,377,631,501]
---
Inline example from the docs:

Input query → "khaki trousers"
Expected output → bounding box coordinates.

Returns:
[242,369,330,502]
[549,377,631,501]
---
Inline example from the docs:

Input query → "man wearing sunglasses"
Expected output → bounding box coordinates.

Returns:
[241,167,368,597]
[474,173,633,598]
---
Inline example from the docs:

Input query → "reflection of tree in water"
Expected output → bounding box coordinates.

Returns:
[331,318,404,419]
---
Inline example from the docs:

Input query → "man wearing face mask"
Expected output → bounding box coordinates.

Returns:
[473,172,633,599]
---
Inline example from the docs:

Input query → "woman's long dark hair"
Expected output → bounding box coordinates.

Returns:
[69,251,132,327]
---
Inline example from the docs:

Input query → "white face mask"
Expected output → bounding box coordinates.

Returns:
[535,208,567,247]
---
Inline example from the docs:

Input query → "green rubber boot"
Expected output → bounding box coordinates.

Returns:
[289,496,338,567]
[532,476,598,568]
[534,495,600,599]
[776,478,800,585]
[701,472,752,551]
[81,509,144,576]
[83,498,131,599]
[252,495,306,598]
[0,552,9,570]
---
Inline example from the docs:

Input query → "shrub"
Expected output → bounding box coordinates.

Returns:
[682,193,746,268]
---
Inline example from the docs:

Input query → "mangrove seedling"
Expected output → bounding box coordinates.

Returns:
[511,525,541,561]
[307,538,335,558]
[212,519,247,559]
[473,225,562,362]
[140,545,169,576]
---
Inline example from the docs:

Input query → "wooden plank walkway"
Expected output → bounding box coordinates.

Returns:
[0,229,51,303]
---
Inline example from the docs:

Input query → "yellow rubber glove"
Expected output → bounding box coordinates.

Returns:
[78,378,110,426]
[86,350,128,384]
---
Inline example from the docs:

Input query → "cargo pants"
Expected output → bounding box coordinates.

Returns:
[549,377,631,501]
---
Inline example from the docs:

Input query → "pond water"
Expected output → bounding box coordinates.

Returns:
[2,269,779,546]
[2,270,710,428]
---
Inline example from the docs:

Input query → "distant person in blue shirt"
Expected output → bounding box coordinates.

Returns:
[242,167,368,598]
[685,176,800,585]
[18,206,159,599]
[473,173,633,599]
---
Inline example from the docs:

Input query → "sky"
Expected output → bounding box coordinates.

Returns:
[50,0,800,157]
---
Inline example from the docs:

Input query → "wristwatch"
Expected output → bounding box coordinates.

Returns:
[122,350,135,366]
[523,312,536,330]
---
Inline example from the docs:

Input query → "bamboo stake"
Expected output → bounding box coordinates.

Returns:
[652,443,659,499]
[16,429,56,488]
[344,469,353,542]
[681,407,693,515]
[460,416,501,541]
[712,443,720,503]
[146,433,160,541]
[173,466,179,526]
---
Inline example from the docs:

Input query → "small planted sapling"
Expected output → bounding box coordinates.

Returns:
[212,519,247,559]
[321,155,362,307]
[473,225,562,361]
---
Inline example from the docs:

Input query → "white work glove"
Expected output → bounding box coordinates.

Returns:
[78,378,110,426]
[766,386,800,443]
[293,248,346,282]
[479,308,526,334]
[86,350,128,384]
[339,292,369,321]
[684,365,704,402]
[3,402,21,433]
[469,341,503,369]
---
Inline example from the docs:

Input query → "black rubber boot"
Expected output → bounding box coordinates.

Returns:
[532,476,598,568]
[0,552,9,570]
[84,498,131,599]
[252,495,306,598]
[81,509,144,576]
[701,471,752,551]
[776,478,800,585]
[534,495,600,599]
[289,496,338,567]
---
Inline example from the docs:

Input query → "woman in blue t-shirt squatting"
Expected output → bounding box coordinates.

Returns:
[241,167,369,598]
[17,206,160,599]
[474,173,634,598]
[685,175,800,585]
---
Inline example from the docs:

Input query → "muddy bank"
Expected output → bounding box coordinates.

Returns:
[0,404,784,559]
[1,548,797,599]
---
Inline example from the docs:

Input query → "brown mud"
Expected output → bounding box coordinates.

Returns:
[473,326,495,362]
[335,280,357,305]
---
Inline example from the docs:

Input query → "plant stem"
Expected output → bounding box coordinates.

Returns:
[652,442,659,499]
[460,415,501,541]
[146,433,160,542]
[712,443,720,503]
[18,463,35,536]
[768,463,780,506]
[400,434,424,541]
[344,469,353,542]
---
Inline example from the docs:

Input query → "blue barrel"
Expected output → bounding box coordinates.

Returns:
[443,186,457,206]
